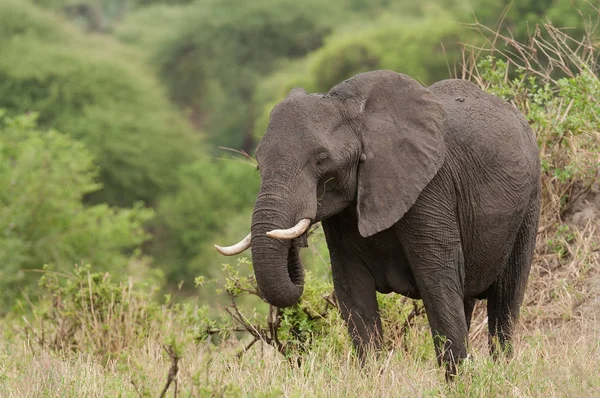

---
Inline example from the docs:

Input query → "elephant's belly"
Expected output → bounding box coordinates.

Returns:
[381,261,421,299]
[362,235,421,298]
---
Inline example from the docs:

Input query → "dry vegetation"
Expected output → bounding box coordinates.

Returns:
[1,23,600,397]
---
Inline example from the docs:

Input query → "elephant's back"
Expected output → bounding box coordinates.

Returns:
[429,79,540,295]
[429,78,539,180]
[430,80,536,151]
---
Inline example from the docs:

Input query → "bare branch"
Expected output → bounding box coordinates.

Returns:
[158,345,180,398]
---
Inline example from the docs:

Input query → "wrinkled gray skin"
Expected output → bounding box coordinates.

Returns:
[251,70,540,377]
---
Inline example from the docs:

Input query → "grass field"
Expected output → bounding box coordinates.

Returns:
[1,305,599,397]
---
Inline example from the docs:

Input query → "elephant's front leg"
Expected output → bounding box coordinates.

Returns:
[333,260,382,360]
[323,219,382,361]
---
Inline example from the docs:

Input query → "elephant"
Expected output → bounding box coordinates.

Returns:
[215,70,541,378]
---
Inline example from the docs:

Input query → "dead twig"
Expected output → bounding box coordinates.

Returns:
[399,300,425,338]
[236,337,259,359]
[158,345,180,398]
[217,147,257,165]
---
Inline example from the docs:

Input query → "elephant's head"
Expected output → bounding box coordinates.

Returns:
[216,70,446,308]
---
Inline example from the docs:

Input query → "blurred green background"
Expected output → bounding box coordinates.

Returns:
[0,0,596,308]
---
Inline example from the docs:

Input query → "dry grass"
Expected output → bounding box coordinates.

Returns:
[1,313,599,397]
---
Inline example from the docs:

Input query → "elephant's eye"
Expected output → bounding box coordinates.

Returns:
[315,154,331,169]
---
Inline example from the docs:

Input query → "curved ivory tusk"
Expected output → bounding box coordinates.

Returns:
[214,233,252,256]
[266,218,311,240]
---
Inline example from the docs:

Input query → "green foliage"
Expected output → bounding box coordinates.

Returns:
[546,224,577,259]
[0,0,200,206]
[13,263,214,369]
[134,0,193,5]
[198,257,346,360]
[21,264,161,359]
[251,11,473,141]
[114,3,192,53]
[0,112,154,309]
[311,12,469,91]
[472,0,597,41]
[0,0,73,41]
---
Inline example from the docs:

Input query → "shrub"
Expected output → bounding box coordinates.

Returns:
[114,3,192,53]
[14,263,214,365]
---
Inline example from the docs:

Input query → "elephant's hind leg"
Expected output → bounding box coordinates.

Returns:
[487,195,539,358]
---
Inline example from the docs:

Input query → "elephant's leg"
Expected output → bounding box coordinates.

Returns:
[322,218,382,361]
[464,298,476,333]
[333,264,382,361]
[398,209,468,379]
[487,196,538,358]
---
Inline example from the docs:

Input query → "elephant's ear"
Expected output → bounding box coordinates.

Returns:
[335,71,447,237]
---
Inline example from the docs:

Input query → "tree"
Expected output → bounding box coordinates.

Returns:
[252,11,474,141]
[152,158,259,284]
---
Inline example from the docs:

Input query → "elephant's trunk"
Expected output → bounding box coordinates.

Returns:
[251,197,305,308]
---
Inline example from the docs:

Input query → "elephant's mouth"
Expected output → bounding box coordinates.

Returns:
[291,233,309,248]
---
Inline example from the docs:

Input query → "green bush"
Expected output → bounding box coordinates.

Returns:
[0,112,155,309]
[0,0,200,207]
[471,0,597,42]
[13,262,213,365]
[311,12,469,91]
[0,0,74,41]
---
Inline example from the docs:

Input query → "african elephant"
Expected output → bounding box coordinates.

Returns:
[216,70,541,377]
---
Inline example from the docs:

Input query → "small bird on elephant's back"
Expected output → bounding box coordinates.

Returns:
[216,70,541,380]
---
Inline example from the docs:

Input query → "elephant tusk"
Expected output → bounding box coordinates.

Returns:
[214,233,252,256]
[266,218,311,240]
